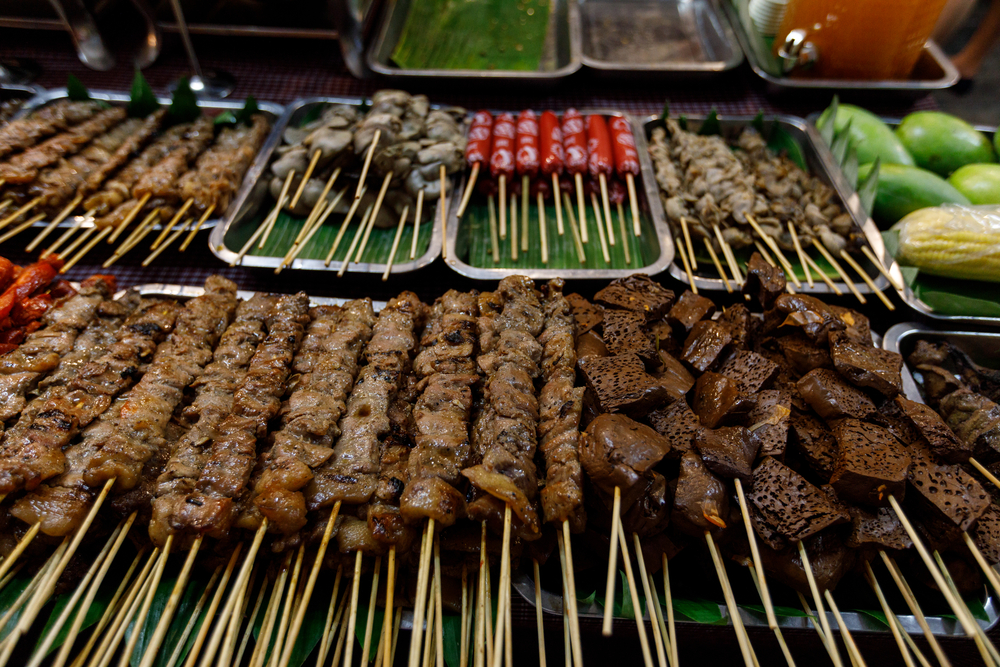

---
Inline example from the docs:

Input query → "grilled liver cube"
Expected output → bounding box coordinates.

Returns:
[749,389,791,458]
[742,252,786,309]
[894,396,970,463]
[717,350,779,395]
[830,419,911,507]
[602,309,657,363]
[666,290,716,334]
[579,353,670,416]
[695,426,756,485]
[797,368,876,421]
[648,399,703,457]
[748,456,850,543]
[829,330,903,398]
[692,371,753,429]
[907,439,990,533]
[594,274,675,321]
[681,320,732,373]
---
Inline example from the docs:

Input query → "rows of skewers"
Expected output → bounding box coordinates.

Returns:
[455,108,646,266]
[0,97,271,270]
[0,268,998,667]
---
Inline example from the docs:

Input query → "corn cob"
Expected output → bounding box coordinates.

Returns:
[896,205,1000,282]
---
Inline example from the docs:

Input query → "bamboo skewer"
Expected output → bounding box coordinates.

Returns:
[603,486,622,636]
[336,204,373,276]
[599,174,615,246]
[434,536,445,667]
[964,532,1000,596]
[232,571,267,667]
[151,198,193,249]
[492,505,513,667]
[499,175,507,240]
[563,192,586,264]
[734,479,776,629]
[291,149,321,209]
[521,174,530,254]
[137,536,203,667]
[787,223,813,287]
[0,542,67,640]
[970,458,1000,490]
[298,168,341,241]
[55,224,96,260]
[361,555,383,667]
[356,130,381,201]
[553,173,564,235]
[747,564,795,667]
[713,224,743,285]
[105,213,160,268]
[384,549,397,667]
[861,245,904,291]
[676,236,697,294]
[456,162,480,220]
[179,204,213,249]
[823,591,867,667]
[617,201,630,265]
[703,237,732,293]
[590,192,610,265]
[410,520,436,667]
[575,173,587,243]
[61,225,112,271]
[0,200,9,215]
[746,215,802,289]
[558,524,583,667]
[878,553,951,667]
[259,172,295,251]
[424,576,438,667]
[935,552,1000,667]
[142,218,193,267]
[0,523,40,584]
[663,555,678,667]
[863,563,915,667]
[270,546,306,667]
[317,580,348,667]
[539,192,549,264]
[812,239,865,303]
[117,209,159,255]
[165,565,224,667]
[249,556,289,667]
[329,593,353,667]
[277,192,343,273]
[511,193,518,262]
[442,166,450,260]
[840,250,894,310]
[461,564,470,667]
[488,195,500,263]
[86,547,161,667]
[706,532,754,667]
[354,171,394,265]
[624,173,640,237]
[632,532,667,667]
[0,212,44,244]
[26,195,83,251]
[0,196,40,231]
[680,218,697,270]
[411,188,424,260]
[802,252,843,295]
[797,541,843,667]
[108,193,152,244]
[324,187,368,267]
[475,525,487,667]
[116,536,174,667]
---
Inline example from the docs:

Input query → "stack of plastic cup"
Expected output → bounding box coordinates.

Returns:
[748,0,789,37]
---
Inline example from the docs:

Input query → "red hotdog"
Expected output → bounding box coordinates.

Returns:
[586,115,614,180]
[561,109,587,175]
[608,116,640,176]
[515,110,539,178]
[465,110,494,167]
[539,111,564,176]
[489,113,516,180]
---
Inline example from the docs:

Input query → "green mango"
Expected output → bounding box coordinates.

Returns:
[948,164,1000,205]
[816,104,914,166]
[858,162,970,226]
[895,111,996,176]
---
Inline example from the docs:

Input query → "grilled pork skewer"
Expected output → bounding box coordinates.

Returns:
[0,100,103,160]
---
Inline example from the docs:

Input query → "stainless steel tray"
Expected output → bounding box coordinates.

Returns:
[209,96,444,274]
[366,0,582,84]
[643,113,895,294]
[14,88,285,232]
[579,0,742,77]
[445,109,674,281]
[720,1,959,99]
[128,282,388,312]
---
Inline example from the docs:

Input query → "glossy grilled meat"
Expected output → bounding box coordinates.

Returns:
[0,100,102,159]
[132,116,215,202]
[171,292,310,539]
[78,109,167,197]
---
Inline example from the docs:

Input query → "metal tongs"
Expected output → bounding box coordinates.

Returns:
[46,0,115,71]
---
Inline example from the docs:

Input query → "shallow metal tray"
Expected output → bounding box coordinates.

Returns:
[643,113,894,294]
[445,109,674,281]
[13,88,285,232]
[579,0,742,77]
[129,282,388,312]
[366,0,581,84]
[720,1,959,99]
[209,96,444,274]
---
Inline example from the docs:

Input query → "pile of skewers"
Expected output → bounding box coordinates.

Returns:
[0,269,996,667]
[0,95,270,270]
[648,117,903,307]
[229,90,467,278]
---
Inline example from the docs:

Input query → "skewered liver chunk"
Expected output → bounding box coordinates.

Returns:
[907,439,990,532]
[748,456,850,543]
[830,419,911,507]
[828,305,872,345]
[565,293,602,335]
[718,304,751,351]
[576,330,607,360]
[742,252,786,309]
[749,390,791,458]
[695,426,756,485]
[594,274,675,321]
[872,397,923,447]
[973,504,1000,564]
[653,350,695,402]
[776,333,832,376]
[717,350,779,395]
[673,450,729,535]
[938,389,1000,464]
[580,414,671,511]
[829,330,902,398]
[681,320,732,373]
[797,369,876,420]
[772,294,845,344]
[622,470,671,537]
[893,396,970,463]
[666,291,716,334]
[578,353,671,416]
[647,399,703,456]
[789,410,839,481]
[846,505,912,551]
[758,531,855,594]
[602,309,656,363]
[692,372,753,429]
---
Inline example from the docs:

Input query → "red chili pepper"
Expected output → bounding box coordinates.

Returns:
[0,260,57,322]
[0,258,13,293]
[11,293,54,327]
[561,109,587,175]
[539,111,564,176]
[608,116,641,176]
[585,115,614,180]
[515,110,540,178]
[465,110,493,167]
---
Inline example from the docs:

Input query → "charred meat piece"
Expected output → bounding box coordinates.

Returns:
[666,291,716,334]
[742,252,786,309]
[578,353,671,416]
[653,350,695,402]
[748,390,791,458]
[772,294,845,344]
[909,339,1000,403]
[692,372,753,429]
[775,333,832,377]
[681,320,732,373]
[893,396,969,463]
[846,505,912,551]
[594,274,675,321]
[576,330,607,360]
[830,419,910,507]
[647,399,703,457]
[973,504,1000,565]
[872,397,923,448]
[718,304,751,351]
[695,426,756,485]
[622,470,671,537]
[717,350,779,395]
[601,309,656,363]
[796,368,876,421]
[907,440,990,533]
[938,389,1000,464]
[914,364,965,408]
[829,331,902,398]
[828,305,872,346]
[580,414,670,511]
[789,410,839,481]
[565,293,602,335]
[673,450,729,535]
[748,456,850,543]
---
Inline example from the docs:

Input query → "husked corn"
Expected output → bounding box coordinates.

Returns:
[896,205,1000,282]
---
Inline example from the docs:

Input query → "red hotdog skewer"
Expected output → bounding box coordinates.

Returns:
[587,114,616,248]
[539,111,565,236]
[515,110,539,254]
[490,113,516,240]
[561,109,589,244]
[609,115,642,237]
[457,110,493,220]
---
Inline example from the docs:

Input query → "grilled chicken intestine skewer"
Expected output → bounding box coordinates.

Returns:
[0,100,104,160]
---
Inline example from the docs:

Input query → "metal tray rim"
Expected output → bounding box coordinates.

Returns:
[208,95,444,274]
[444,109,675,280]
[642,112,894,294]
[365,0,583,82]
